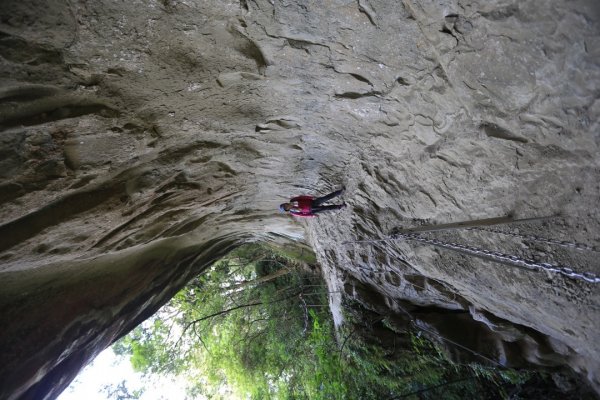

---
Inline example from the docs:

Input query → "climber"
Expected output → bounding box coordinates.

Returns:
[279,187,346,217]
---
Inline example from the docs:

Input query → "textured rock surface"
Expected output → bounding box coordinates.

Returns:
[0,0,599,398]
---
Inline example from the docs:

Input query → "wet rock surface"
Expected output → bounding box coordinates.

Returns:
[0,0,599,398]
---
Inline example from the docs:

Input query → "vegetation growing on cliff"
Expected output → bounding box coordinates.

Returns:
[112,244,571,399]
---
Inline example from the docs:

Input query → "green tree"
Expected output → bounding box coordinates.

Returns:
[115,244,336,398]
[113,244,546,400]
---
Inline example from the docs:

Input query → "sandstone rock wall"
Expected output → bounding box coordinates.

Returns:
[0,0,599,398]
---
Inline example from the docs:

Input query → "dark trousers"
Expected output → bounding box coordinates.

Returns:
[311,189,344,214]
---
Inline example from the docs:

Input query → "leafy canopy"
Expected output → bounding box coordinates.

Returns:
[113,244,535,399]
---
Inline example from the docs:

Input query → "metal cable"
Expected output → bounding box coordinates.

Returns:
[389,298,506,369]
[346,234,600,284]
[398,233,600,284]
[466,226,599,253]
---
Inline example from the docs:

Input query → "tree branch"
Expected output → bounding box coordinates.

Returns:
[183,290,302,332]
[389,377,475,399]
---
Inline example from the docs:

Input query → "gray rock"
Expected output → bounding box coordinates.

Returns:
[0,0,599,398]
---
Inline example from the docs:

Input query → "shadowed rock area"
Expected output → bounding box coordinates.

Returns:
[0,0,599,399]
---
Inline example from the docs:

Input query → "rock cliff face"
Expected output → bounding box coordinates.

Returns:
[1,0,599,398]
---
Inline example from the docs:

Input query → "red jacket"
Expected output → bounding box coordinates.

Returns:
[289,195,315,217]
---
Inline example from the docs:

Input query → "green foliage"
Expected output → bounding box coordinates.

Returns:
[113,243,538,400]
[113,244,333,398]
[301,311,346,399]
[114,317,189,375]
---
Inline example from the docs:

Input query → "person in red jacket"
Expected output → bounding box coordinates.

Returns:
[279,187,346,217]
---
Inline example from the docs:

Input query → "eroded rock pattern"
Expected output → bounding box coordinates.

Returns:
[0,0,599,398]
